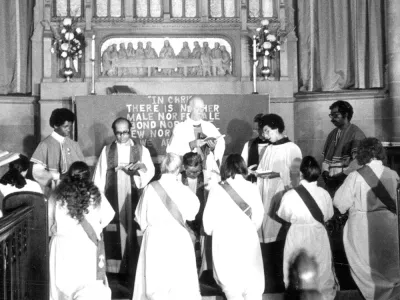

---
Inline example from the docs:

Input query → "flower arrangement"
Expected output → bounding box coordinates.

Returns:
[50,18,86,60]
[254,19,281,60]
[47,18,86,81]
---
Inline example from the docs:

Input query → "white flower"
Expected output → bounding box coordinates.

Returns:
[75,27,82,34]
[51,47,55,54]
[78,50,82,54]
[264,50,270,56]
[261,19,269,26]
[256,27,261,32]
[63,18,72,26]
[60,43,69,51]
[264,29,269,34]
[61,51,68,58]
[61,28,66,34]
[65,32,75,41]
[277,45,281,51]
[263,42,272,49]
[267,34,277,42]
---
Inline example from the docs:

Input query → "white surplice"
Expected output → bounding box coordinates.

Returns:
[133,174,201,300]
[257,142,302,243]
[277,180,336,300]
[92,139,155,272]
[49,194,115,300]
[166,118,225,176]
[203,176,265,300]
[333,160,400,300]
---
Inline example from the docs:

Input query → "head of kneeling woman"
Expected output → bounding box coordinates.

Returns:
[299,156,321,183]
[220,154,248,181]
[356,137,386,166]
[161,153,182,176]
[54,161,101,222]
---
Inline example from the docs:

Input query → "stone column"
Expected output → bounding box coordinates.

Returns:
[125,0,133,21]
[201,0,209,22]
[386,0,400,141]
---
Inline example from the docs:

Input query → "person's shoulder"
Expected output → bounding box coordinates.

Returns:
[350,123,366,137]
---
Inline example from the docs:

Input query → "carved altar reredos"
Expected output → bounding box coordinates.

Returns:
[100,37,233,77]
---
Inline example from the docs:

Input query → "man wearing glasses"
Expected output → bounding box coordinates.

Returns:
[322,100,365,196]
[93,117,155,290]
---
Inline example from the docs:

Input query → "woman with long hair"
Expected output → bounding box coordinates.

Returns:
[49,161,114,300]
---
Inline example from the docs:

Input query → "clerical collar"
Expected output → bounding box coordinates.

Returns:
[116,139,133,146]
[51,131,65,143]
[271,137,290,145]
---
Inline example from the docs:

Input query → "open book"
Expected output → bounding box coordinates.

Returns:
[0,151,20,167]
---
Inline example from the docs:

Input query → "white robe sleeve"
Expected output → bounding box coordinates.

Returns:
[333,172,357,214]
[92,147,107,193]
[99,192,115,229]
[202,185,221,236]
[133,146,155,189]
[166,123,189,156]
[247,183,264,230]
[135,185,150,231]
[241,141,249,166]
[276,190,295,223]
[323,190,334,221]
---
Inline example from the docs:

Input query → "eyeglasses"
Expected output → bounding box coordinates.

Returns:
[115,131,130,136]
[328,113,341,118]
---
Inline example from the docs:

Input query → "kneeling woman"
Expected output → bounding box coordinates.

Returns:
[203,154,265,300]
[277,156,336,300]
[133,153,201,300]
[49,161,115,300]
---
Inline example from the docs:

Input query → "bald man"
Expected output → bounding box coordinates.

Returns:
[93,117,155,283]
[167,96,225,179]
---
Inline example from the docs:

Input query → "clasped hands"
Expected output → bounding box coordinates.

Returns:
[115,162,147,174]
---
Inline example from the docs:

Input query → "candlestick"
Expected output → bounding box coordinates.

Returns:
[253,36,257,61]
[91,35,95,60]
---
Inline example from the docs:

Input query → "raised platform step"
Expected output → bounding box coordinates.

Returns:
[113,290,363,300]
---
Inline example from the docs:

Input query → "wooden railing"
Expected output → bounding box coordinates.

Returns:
[0,192,49,300]
[0,206,32,300]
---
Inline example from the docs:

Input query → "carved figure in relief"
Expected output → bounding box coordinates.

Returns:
[177,41,191,75]
[191,41,202,76]
[108,44,119,77]
[145,41,158,76]
[159,40,176,76]
[136,42,146,76]
[126,42,137,76]
[101,45,113,76]
[201,42,212,77]
[118,43,128,77]
[211,42,224,76]
[221,45,232,75]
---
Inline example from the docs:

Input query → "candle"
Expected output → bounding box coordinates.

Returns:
[91,35,95,60]
[253,36,257,61]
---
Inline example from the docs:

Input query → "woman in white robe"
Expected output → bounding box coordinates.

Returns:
[333,138,400,300]
[203,154,265,300]
[49,161,115,300]
[133,153,201,300]
[277,156,336,300]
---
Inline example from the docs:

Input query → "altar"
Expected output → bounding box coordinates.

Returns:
[75,94,269,163]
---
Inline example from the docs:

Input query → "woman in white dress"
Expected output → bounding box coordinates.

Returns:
[49,161,115,300]
[0,155,43,217]
[277,156,336,300]
[203,154,265,300]
[133,153,201,300]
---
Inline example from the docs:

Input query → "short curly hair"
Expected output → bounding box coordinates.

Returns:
[259,114,285,133]
[329,100,354,121]
[356,137,387,166]
[54,161,101,222]
[49,108,76,128]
